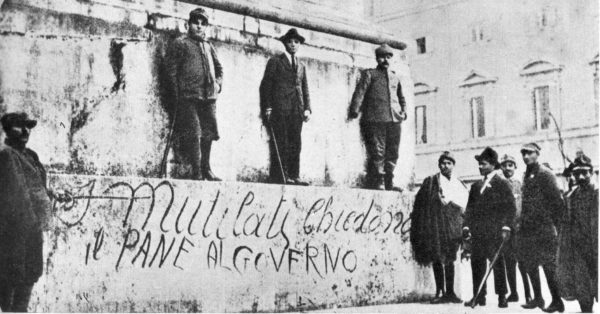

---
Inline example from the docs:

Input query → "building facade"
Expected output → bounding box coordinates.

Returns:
[367,0,599,185]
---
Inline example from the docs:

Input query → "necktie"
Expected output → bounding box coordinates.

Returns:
[291,55,297,72]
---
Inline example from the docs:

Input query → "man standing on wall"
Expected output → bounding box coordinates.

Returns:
[517,143,565,313]
[410,151,468,304]
[499,154,532,304]
[348,44,407,190]
[462,147,516,308]
[557,153,597,313]
[165,8,223,181]
[0,112,66,312]
[259,28,311,185]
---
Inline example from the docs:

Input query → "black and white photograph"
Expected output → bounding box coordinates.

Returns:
[0,0,597,312]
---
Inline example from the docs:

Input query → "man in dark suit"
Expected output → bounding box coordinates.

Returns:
[517,143,565,313]
[463,147,516,308]
[348,44,407,190]
[259,28,311,185]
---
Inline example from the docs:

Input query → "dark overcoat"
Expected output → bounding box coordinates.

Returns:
[517,163,565,268]
[0,145,50,285]
[464,173,516,258]
[411,174,465,265]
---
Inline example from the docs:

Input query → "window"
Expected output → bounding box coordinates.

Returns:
[415,105,427,144]
[536,6,558,30]
[416,37,426,54]
[471,25,484,42]
[533,86,551,130]
[470,96,485,137]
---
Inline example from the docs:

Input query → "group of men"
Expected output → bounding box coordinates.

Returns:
[411,144,598,313]
[166,8,407,189]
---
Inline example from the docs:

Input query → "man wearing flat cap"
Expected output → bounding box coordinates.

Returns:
[557,153,597,313]
[462,147,516,308]
[411,151,468,304]
[349,43,407,190]
[0,112,66,311]
[499,154,532,304]
[259,28,311,185]
[517,142,565,312]
[165,7,223,181]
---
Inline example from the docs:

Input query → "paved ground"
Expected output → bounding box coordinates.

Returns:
[308,299,596,313]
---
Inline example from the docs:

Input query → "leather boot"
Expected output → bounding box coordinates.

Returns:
[200,140,221,181]
[384,174,402,192]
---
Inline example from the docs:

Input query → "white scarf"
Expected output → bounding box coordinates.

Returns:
[439,173,469,210]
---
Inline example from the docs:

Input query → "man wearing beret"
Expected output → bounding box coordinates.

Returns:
[165,8,223,181]
[0,112,66,311]
[517,142,565,312]
[462,147,516,308]
[557,153,597,313]
[349,44,407,190]
[499,154,532,304]
[259,28,311,185]
[411,151,468,304]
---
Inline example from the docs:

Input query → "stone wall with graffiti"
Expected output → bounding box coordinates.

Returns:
[27,174,433,312]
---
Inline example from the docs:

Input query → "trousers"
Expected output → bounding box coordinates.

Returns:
[268,112,303,182]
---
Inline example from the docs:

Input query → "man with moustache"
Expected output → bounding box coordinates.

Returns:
[259,28,311,186]
[557,153,597,313]
[165,8,223,181]
[349,44,407,190]
[499,154,532,304]
[0,112,67,312]
[462,147,516,308]
[411,151,468,303]
[517,143,565,313]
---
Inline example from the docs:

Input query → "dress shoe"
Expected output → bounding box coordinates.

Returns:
[430,296,446,304]
[498,296,508,308]
[443,292,462,304]
[285,177,296,185]
[542,300,564,313]
[522,298,544,310]
[464,297,485,307]
[507,293,519,302]
[291,178,309,186]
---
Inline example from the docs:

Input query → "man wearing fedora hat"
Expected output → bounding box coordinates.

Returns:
[462,147,516,308]
[0,112,67,311]
[499,154,532,304]
[259,28,311,185]
[165,7,224,181]
[411,151,468,304]
[556,153,597,313]
[517,142,565,312]
[349,43,407,190]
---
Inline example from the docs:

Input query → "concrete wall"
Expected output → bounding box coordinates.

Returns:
[368,0,598,183]
[30,174,438,312]
[0,0,416,188]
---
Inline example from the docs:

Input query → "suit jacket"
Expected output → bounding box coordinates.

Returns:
[464,172,516,256]
[349,67,406,123]
[259,53,311,119]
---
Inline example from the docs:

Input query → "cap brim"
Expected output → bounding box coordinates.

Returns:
[280,35,305,44]
[25,120,37,128]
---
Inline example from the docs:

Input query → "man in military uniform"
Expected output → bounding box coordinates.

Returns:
[259,28,311,185]
[557,153,597,313]
[0,112,66,312]
[349,44,407,190]
[165,8,223,181]
[463,147,516,308]
[411,151,468,304]
[499,154,531,304]
[517,143,564,312]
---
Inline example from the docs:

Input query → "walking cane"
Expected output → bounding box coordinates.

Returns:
[160,106,178,178]
[268,122,287,184]
[471,237,508,308]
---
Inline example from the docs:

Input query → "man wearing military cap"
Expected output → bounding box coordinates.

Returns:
[517,142,565,312]
[165,7,224,181]
[349,43,407,190]
[499,154,532,304]
[0,112,67,311]
[557,153,597,313]
[259,28,311,185]
[411,151,468,304]
[462,147,516,308]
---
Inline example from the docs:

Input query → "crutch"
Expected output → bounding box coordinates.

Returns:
[471,237,508,308]
[268,123,287,184]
